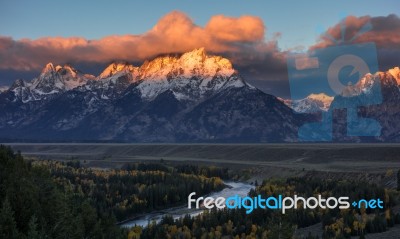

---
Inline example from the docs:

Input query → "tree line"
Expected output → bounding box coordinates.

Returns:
[139,176,400,239]
[0,145,128,238]
[37,160,225,221]
[0,146,227,238]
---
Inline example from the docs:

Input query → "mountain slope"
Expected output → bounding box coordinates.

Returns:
[5,63,93,103]
[333,68,400,141]
[1,48,398,142]
[296,68,400,142]
[0,48,300,142]
[178,86,299,142]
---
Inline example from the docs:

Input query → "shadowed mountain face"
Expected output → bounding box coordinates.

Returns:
[0,48,302,142]
[296,67,400,142]
[0,48,398,142]
[331,69,400,142]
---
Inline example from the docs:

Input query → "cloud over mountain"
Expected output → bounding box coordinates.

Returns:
[313,14,400,49]
[0,11,272,71]
[1,12,398,98]
[311,14,400,71]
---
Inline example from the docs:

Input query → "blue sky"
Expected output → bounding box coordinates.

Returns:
[0,0,398,50]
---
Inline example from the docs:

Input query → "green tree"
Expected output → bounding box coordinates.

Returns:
[0,198,19,239]
[397,169,400,191]
[81,201,97,237]
[28,215,43,239]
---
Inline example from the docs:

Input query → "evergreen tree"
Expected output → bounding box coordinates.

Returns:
[397,169,400,191]
[0,198,19,239]
[28,215,43,239]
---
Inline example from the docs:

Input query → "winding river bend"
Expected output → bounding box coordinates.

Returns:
[121,181,255,228]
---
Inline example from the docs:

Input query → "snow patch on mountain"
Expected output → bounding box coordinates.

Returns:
[6,63,93,102]
[3,48,253,103]
[98,62,139,79]
[79,48,246,101]
[0,86,9,93]
[284,67,400,113]
[341,73,379,97]
[281,93,333,113]
[135,48,244,100]
[340,67,400,98]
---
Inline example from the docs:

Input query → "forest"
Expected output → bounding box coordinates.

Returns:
[1,144,400,239]
[139,176,400,239]
[0,145,225,238]
[33,160,225,221]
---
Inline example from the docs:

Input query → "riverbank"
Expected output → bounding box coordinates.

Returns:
[120,181,255,228]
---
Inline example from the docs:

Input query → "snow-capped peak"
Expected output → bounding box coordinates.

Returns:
[139,48,234,80]
[135,48,243,100]
[0,86,9,93]
[182,47,206,60]
[40,63,81,79]
[32,63,91,93]
[41,62,55,74]
[5,63,94,103]
[56,64,78,78]
[388,67,400,85]
[99,62,138,79]
[179,47,207,72]
[178,47,234,78]
[5,48,248,103]
[339,68,398,97]
[307,93,334,103]
[281,93,334,113]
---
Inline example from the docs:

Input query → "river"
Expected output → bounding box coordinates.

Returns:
[121,181,255,228]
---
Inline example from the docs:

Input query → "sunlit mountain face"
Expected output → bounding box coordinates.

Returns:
[280,93,334,113]
[0,48,301,142]
[0,46,399,143]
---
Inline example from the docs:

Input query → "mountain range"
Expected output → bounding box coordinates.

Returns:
[0,48,399,142]
[280,93,334,113]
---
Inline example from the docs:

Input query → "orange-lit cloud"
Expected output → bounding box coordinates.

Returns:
[3,12,398,98]
[312,14,400,50]
[205,15,265,42]
[310,14,400,73]
[0,11,272,71]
